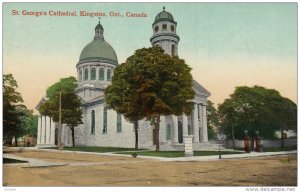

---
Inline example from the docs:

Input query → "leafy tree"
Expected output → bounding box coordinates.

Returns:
[13,105,34,146]
[24,115,38,138]
[39,77,83,147]
[105,46,195,151]
[206,100,219,139]
[218,86,297,150]
[105,62,144,150]
[3,74,25,145]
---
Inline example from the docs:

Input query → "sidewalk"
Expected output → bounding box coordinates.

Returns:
[138,150,297,162]
[3,153,67,168]
[33,148,297,162]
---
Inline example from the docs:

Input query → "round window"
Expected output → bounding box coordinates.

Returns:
[155,26,159,32]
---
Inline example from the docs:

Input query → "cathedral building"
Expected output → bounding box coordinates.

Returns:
[36,8,218,151]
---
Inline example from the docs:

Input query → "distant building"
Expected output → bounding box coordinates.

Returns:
[36,8,219,150]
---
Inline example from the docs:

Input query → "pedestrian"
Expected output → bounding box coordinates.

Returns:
[26,139,30,149]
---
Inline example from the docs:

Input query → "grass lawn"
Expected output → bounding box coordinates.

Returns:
[55,146,143,153]
[116,150,243,158]
[3,158,28,164]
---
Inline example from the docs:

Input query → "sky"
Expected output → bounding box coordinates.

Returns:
[3,2,297,113]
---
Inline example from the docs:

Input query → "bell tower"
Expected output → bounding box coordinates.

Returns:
[150,7,180,57]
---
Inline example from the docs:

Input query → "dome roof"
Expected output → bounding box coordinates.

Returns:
[95,22,103,30]
[153,7,176,24]
[79,38,118,64]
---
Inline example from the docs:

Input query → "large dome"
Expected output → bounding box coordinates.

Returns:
[79,38,118,64]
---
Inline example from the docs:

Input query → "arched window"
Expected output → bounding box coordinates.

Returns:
[107,69,111,81]
[84,68,89,81]
[171,44,175,57]
[79,69,82,81]
[99,68,104,80]
[117,113,122,132]
[91,110,95,134]
[91,67,96,80]
[166,123,171,140]
[103,107,107,133]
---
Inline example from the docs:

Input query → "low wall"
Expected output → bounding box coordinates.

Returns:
[209,138,297,149]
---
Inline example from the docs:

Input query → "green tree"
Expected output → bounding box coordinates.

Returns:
[39,77,83,147]
[105,46,195,151]
[13,105,34,146]
[105,62,144,150]
[206,100,219,139]
[218,86,297,150]
[24,114,38,138]
[3,74,25,145]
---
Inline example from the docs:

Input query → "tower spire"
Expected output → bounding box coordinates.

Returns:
[95,18,104,39]
[163,6,165,11]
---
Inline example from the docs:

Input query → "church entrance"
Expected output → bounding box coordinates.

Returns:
[178,121,183,143]
[55,128,58,145]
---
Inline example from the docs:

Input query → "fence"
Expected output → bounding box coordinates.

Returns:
[209,138,297,149]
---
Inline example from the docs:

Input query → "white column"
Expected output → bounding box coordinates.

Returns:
[172,115,178,143]
[199,105,204,143]
[61,125,65,145]
[88,66,91,80]
[40,116,45,144]
[83,67,85,81]
[183,115,188,136]
[202,104,209,143]
[37,115,41,145]
[51,119,56,145]
[44,116,47,144]
[96,66,99,80]
[193,104,200,143]
[46,116,51,144]
[159,116,166,142]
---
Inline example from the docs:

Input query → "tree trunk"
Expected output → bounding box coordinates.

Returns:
[155,115,160,151]
[281,129,285,150]
[250,137,255,151]
[71,127,75,147]
[14,136,18,147]
[231,125,235,149]
[134,120,139,150]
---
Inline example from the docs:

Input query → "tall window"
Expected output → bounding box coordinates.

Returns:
[171,44,175,57]
[107,69,111,81]
[91,110,95,134]
[91,67,96,80]
[99,68,104,80]
[117,113,122,132]
[103,107,107,133]
[84,68,89,81]
[166,123,171,140]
